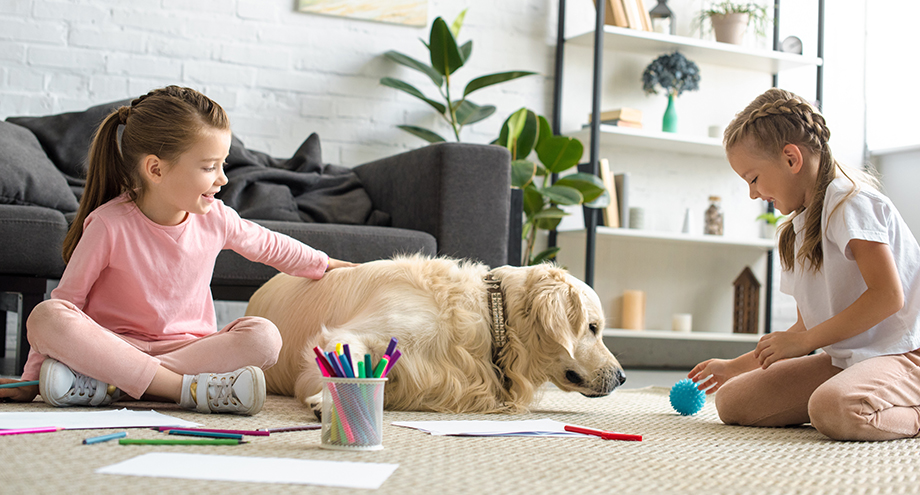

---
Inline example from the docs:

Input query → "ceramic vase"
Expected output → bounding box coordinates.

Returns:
[662,93,677,133]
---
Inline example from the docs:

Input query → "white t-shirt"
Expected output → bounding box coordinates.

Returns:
[780,177,920,368]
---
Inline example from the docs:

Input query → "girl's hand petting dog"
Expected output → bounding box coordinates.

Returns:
[326,258,359,271]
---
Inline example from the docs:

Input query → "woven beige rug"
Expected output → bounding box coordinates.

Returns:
[1,386,918,495]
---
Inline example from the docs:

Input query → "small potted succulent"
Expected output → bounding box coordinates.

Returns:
[641,51,700,133]
[756,211,786,239]
[698,1,771,45]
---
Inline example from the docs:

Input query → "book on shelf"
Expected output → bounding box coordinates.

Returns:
[621,0,646,31]
[591,0,629,28]
[597,159,620,228]
[600,119,643,129]
[614,172,630,229]
[588,108,643,124]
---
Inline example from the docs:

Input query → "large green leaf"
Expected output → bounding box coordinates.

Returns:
[498,108,538,160]
[454,100,495,125]
[383,51,443,87]
[537,135,584,174]
[450,8,467,38]
[459,40,472,63]
[463,71,537,98]
[555,173,607,204]
[584,189,611,209]
[539,185,583,205]
[397,125,446,143]
[533,206,566,231]
[429,17,464,76]
[380,77,447,114]
[511,159,537,188]
[530,246,561,265]
[522,186,545,217]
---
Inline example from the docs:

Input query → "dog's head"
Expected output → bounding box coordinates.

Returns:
[495,264,625,398]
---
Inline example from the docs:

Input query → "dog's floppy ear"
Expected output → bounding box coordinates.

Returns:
[529,270,584,359]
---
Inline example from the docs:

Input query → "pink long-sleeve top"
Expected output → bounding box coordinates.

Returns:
[21,194,328,379]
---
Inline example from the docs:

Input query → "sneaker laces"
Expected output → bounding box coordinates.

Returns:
[70,373,107,406]
[206,374,238,407]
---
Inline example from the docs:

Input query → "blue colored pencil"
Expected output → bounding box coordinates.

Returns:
[83,431,126,445]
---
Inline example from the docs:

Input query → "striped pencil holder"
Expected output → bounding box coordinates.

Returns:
[320,377,387,451]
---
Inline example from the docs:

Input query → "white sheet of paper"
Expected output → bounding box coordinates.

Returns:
[97,453,399,489]
[0,408,201,430]
[391,418,583,437]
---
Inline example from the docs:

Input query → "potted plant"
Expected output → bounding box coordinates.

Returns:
[380,10,536,143]
[756,211,786,239]
[698,1,771,45]
[496,108,609,265]
[641,51,700,133]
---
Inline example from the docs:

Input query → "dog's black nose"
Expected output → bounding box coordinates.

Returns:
[615,369,626,386]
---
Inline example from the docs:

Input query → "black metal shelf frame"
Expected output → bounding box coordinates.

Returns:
[550,0,826,335]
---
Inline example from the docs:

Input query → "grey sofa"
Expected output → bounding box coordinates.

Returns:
[0,105,512,376]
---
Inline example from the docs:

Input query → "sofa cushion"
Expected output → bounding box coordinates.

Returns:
[211,222,436,287]
[0,121,80,212]
[7,99,129,184]
[0,205,69,277]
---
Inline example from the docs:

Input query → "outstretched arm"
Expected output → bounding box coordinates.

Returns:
[755,239,903,369]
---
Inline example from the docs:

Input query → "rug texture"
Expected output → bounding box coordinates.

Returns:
[1,386,918,495]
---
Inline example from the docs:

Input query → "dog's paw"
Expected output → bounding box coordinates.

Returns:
[309,400,322,420]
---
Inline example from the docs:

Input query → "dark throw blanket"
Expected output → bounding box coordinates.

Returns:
[7,100,389,227]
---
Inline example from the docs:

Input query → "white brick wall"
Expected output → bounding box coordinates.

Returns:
[0,0,555,164]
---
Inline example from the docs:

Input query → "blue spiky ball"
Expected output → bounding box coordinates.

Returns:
[670,379,705,416]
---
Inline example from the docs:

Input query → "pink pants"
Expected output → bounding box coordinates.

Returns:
[26,299,282,399]
[716,350,920,441]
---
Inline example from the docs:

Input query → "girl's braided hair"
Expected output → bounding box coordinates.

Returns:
[724,88,875,272]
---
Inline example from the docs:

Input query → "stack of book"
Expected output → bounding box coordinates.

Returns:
[588,108,643,129]
[592,0,654,32]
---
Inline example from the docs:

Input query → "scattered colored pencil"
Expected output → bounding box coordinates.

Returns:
[257,425,321,433]
[0,380,39,389]
[156,427,270,437]
[119,438,246,445]
[83,432,126,445]
[0,426,63,436]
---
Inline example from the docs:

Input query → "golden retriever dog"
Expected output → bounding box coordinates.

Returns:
[246,255,625,417]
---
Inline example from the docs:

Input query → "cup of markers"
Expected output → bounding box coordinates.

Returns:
[314,338,401,451]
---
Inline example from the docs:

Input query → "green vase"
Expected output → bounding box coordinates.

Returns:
[662,93,677,133]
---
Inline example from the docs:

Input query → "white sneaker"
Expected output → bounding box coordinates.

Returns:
[179,366,266,416]
[39,358,123,407]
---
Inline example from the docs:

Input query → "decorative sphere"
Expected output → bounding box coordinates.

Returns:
[670,379,705,416]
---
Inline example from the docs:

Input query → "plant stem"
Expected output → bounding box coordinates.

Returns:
[442,72,461,141]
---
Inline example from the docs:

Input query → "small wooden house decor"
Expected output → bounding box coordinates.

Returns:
[733,266,760,334]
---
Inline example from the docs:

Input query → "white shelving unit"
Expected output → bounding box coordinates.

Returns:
[550,5,824,368]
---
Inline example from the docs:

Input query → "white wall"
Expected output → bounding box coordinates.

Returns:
[0,0,870,335]
[0,0,556,165]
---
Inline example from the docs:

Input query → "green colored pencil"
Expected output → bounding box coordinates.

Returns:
[119,438,246,445]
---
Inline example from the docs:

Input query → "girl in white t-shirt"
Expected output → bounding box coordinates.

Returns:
[689,88,920,441]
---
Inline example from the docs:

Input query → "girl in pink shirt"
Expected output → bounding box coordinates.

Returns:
[0,86,355,415]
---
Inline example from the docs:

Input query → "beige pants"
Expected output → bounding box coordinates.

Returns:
[716,350,920,441]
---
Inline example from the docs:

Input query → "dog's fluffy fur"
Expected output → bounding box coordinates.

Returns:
[246,255,624,416]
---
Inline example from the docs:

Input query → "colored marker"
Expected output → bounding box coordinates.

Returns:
[119,438,246,445]
[257,425,321,433]
[357,360,365,379]
[383,349,402,377]
[312,347,335,377]
[338,349,355,378]
[364,354,373,377]
[167,430,243,440]
[316,357,331,378]
[564,425,642,442]
[327,352,345,377]
[157,427,269,437]
[83,431,126,445]
[373,356,390,378]
[0,426,63,436]
[342,344,354,376]
[0,380,39,389]
[385,337,398,358]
